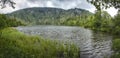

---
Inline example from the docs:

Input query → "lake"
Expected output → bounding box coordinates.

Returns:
[16,25,113,58]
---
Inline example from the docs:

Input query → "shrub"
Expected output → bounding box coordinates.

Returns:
[111,38,120,58]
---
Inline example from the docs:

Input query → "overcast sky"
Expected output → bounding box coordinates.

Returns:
[0,0,118,16]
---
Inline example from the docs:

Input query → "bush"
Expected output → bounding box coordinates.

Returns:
[0,14,25,29]
[112,39,120,52]
[111,38,120,58]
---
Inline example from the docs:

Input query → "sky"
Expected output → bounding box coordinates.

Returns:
[0,0,118,16]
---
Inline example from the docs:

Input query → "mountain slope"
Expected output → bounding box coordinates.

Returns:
[7,7,93,25]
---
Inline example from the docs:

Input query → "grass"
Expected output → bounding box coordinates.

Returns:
[0,28,80,58]
[111,38,120,58]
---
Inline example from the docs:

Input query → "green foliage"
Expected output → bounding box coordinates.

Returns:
[60,15,94,27]
[92,11,113,32]
[111,12,120,57]
[59,10,113,33]
[112,12,120,35]
[0,28,80,58]
[0,14,25,29]
[0,14,8,29]
[111,39,120,58]
[112,39,120,52]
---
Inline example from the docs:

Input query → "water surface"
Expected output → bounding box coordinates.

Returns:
[16,25,113,58]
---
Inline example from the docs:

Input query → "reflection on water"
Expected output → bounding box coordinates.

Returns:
[16,25,113,58]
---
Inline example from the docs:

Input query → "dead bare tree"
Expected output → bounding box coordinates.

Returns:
[0,0,15,9]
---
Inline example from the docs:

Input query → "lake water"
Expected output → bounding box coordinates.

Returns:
[16,25,113,58]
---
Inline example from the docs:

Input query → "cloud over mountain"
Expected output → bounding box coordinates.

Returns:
[0,0,117,16]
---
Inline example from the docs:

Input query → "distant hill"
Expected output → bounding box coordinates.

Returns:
[7,7,93,25]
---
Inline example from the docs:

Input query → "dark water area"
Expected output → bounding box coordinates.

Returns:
[16,25,113,58]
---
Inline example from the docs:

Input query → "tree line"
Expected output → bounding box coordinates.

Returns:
[0,14,25,29]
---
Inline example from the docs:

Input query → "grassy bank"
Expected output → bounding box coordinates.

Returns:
[0,28,80,58]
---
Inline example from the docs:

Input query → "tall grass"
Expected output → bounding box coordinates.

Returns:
[0,28,80,58]
[111,38,120,58]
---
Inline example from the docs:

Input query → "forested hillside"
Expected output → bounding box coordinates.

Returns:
[7,7,92,25]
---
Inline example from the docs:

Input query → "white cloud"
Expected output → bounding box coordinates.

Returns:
[0,0,118,16]
[105,7,118,17]
[46,1,54,7]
